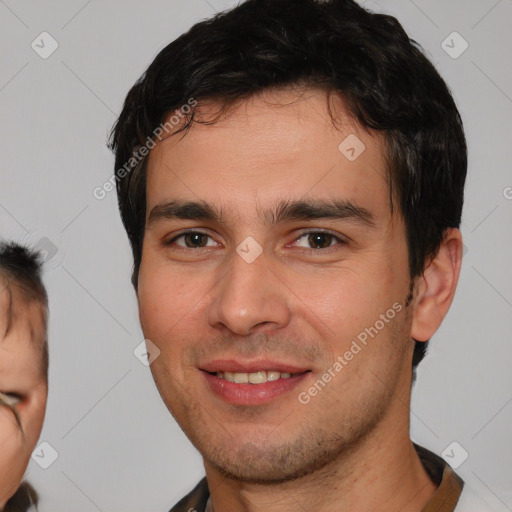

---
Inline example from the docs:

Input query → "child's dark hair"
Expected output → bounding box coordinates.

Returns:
[2,482,39,512]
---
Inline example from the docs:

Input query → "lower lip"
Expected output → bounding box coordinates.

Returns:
[202,371,310,406]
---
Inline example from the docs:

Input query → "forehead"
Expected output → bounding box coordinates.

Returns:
[0,282,46,376]
[146,88,390,222]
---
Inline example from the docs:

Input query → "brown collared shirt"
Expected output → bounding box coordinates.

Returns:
[168,443,464,512]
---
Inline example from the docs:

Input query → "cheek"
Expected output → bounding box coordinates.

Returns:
[0,414,21,447]
[293,261,409,364]
[296,267,384,328]
[137,260,210,362]
[139,257,179,327]
[0,410,36,496]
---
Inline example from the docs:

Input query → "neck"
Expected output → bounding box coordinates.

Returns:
[204,384,436,512]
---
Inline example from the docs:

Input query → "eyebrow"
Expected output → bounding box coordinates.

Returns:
[147,199,375,228]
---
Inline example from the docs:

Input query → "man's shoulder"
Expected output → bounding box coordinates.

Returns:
[168,478,209,512]
[414,443,498,512]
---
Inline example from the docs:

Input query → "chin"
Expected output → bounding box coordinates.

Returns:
[204,436,344,485]
[213,462,321,485]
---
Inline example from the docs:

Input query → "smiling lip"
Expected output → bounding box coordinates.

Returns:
[199,359,311,406]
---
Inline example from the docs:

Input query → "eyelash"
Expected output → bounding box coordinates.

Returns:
[165,230,347,250]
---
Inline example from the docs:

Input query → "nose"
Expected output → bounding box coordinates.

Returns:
[207,249,291,336]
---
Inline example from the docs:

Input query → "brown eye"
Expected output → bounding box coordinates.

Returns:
[168,231,217,248]
[308,233,334,249]
[183,233,209,247]
[293,231,344,249]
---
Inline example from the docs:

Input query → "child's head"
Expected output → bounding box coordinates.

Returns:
[0,242,48,509]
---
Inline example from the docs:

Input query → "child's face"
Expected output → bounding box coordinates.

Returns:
[0,288,48,507]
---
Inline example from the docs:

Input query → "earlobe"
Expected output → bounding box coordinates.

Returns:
[410,228,463,342]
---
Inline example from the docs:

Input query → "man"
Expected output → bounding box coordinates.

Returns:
[110,0,471,510]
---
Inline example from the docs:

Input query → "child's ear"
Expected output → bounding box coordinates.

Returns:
[411,228,463,342]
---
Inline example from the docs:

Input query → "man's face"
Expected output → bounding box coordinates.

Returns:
[138,88,415,483]
[0,288,47,506]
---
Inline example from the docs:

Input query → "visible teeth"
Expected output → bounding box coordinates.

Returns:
[214,370,296,384]
[249,371,267,384]
[233,372,249,384]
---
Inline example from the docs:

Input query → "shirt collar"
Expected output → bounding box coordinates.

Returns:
[414,443,464,512]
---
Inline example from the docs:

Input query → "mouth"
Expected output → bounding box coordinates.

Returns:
[210,370,300,383]
[199,360,312,405]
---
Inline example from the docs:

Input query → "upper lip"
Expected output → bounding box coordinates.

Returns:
[199,359,310,374]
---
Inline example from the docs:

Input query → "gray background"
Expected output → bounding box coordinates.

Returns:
[1,0,511,510]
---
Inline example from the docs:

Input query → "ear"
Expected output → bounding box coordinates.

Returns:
[410,228,463,342]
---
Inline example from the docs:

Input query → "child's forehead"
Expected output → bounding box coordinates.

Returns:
[0,322,46,387]
[0,277,11,323]
[0,283,46,363]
